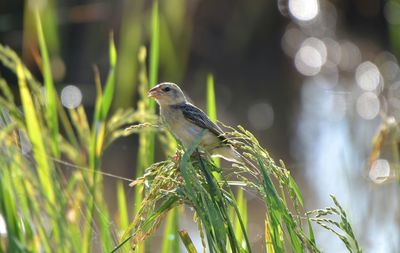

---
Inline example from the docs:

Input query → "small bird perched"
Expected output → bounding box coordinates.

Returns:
[148,82,240,162]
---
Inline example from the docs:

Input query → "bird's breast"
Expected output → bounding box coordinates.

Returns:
[161,107,219,149]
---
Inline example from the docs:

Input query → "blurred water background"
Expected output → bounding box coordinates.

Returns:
[1,0,400,252]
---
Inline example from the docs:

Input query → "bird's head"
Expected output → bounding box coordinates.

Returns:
[148,82,187,105]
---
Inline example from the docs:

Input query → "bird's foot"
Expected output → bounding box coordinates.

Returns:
[171,150,204,163]
[172,151,181,162]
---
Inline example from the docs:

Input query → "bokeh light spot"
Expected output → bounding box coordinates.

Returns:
[356,92,380,120]
[247,102,274,130]
[294,38,327,76]
[369,159,391,184]
[61,85,83,109]
[355,61,382,91]
[0,215,6,235]
[296,46,321,72]
[289,0,319,21]
[304,37,327,63]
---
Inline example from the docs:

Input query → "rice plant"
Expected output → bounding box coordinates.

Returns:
[308,196,362,253]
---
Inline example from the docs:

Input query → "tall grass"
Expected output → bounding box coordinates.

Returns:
[0,2,362,253]
[0,13,149,251]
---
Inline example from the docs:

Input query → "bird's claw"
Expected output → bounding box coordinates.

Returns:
[171,150,201,163]
[172,152,181,162]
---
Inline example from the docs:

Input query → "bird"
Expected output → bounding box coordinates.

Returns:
[148,82,241,162]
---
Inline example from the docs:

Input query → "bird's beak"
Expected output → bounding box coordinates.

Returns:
[148,86,161,98]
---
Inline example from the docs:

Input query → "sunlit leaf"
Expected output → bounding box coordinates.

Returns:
[179,230,198,253]
[35,9,59,157]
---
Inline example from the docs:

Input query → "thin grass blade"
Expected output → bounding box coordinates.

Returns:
[161,207,180,253]
[16,58,55,204]
[117,181,129,230]
[206,73,220,168]
[101,32,117,121]
[234,188,248,250]
[34,9,60,157]
[179,230,199,253]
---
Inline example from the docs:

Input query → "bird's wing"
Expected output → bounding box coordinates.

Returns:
[173,103,227,142]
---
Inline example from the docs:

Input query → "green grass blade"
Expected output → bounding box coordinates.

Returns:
[257,154,304,253]
[288,173,304,207]
[81,72,101,253]
[82,38,117,253]
[0,78,14,102]
[109,32,117,67]
[179,230,198,253]
[234,188,248,250]
[206,74,220,168]
[161,207,180,253]
[265,216,276,253]
[257,156,286,252]
[307,217,316,246]
[40,0,60,54]
[55,95,79,147]
[225,189,251,252]
[16,58,55,204]
[115,182,131,251]
[34,9,60,157]
[111,236,133,253]
[206,74,217,122]
[0,169,23,251]
[101,32,117,121]
[117,181,129,230]
[98,202,114,253]
[69,105,90,148]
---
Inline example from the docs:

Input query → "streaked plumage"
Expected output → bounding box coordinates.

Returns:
[148,82,240,162]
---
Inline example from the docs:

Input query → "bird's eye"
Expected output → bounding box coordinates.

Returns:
[163,87,171,92]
